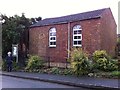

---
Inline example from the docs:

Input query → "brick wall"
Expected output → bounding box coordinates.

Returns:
[29,24,68,63]
[99,9,117,56]
[70,19,101,55]
[29,10,117,62]
[29,19,102,62]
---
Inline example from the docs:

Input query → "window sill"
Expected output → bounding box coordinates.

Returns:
[73,45,82,47]
[49,46,56,48]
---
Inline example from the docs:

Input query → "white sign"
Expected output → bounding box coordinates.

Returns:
[12,44,18,57]
[13,47,17,56]
[12,44,18,63]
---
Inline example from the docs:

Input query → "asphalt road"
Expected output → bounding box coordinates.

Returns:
[1,75,90,89]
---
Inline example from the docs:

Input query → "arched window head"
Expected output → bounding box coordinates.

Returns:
[73,25,82,47]
[73,25,81,30]
[49,28,56,36]
[49,27,56,47]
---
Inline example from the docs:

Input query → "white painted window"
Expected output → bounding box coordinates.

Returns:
[49,27,56,47]
[73,25,82,47]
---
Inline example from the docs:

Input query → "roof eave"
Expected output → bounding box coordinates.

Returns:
[30,16,101,28]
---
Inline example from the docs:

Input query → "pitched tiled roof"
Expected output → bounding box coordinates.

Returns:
[30,8,108,27]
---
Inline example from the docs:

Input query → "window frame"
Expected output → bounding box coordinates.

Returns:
[73,25,82,47]
[49,27,56,47]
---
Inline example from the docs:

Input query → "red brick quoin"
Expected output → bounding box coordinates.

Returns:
[29,8,117,64]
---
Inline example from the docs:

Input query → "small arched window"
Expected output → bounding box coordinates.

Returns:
[49,27,56,47]
[73,25,82,47]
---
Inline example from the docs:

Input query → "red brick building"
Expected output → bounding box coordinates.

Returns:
[29,8,117,64]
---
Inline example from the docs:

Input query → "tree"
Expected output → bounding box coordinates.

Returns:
[1,13,42,58]
[30,16,42,24]
[2,15,19,57]
[2,14,26,57]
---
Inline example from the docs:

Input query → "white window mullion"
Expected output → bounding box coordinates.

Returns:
[50,38,56,41]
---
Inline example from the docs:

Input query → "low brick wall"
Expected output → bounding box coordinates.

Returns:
[44,62,70,68]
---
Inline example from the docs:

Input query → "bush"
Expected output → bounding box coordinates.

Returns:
[92,50,118,71]
[93,50,108,61]
[69,48,90,76]
[12,61,20,71]
[111,71,120,77]
[51,67,61,74]
[25,55,44,71]
[2,59,20,71]
[96,57,108,70]
[63,69,73,75]
[2,60,7,71]
[106,60,118,71]
[92,50,109,71]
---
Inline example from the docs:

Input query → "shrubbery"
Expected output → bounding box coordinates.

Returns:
[25,55,44,71]
[111,71,120,77]
[2,60,7,71]
[2,59,20,71]
[107,60,118,71]
[92,50,118,71]
[69,48,90,76]
[51,67,60,74]
[12,61,20,71]
[63,69,73,75]
[2,49,119,79]
[93,50,108,60]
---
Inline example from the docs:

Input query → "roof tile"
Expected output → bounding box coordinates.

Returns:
[30,8,108,27]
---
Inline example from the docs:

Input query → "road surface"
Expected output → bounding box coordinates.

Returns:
[1,75,90,89]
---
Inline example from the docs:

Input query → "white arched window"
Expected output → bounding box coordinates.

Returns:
[49,27,56,47]
[73,25,82,47]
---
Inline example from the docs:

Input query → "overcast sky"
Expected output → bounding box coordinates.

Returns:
[0,0,119,33]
